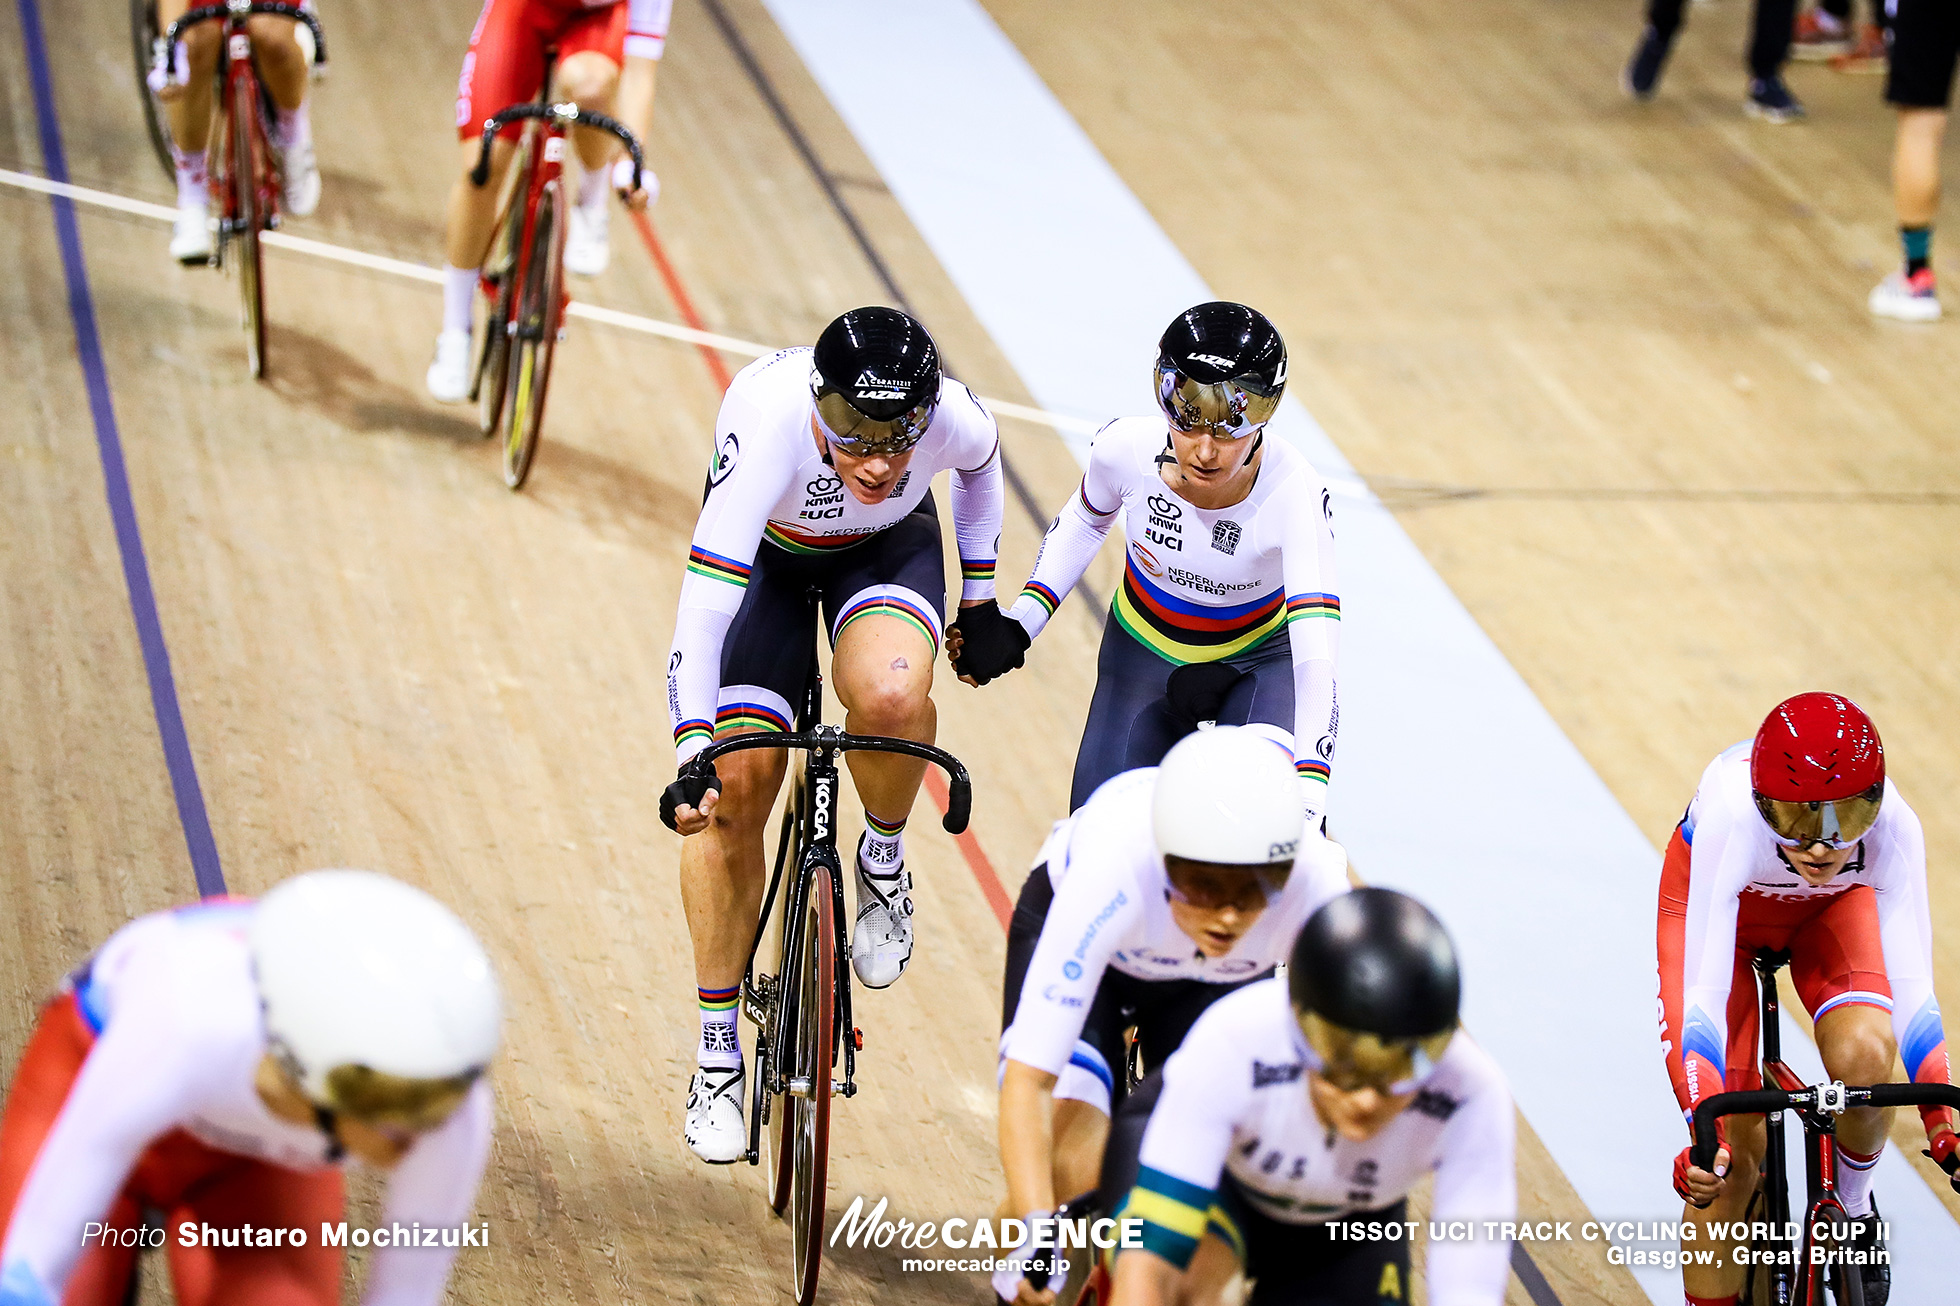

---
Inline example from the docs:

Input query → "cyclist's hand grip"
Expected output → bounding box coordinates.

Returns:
[941,773,971,835]
[469,130,496,188]
[660,762,721,833]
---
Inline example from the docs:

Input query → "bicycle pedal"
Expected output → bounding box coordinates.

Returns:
[852,1027,864,1051]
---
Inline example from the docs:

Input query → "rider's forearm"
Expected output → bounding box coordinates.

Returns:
[617,55,657,152]
[1005,485,1114,638]
[1289,653,1335,821]
[950,444,1003,603]
[668,591,737,765]
[999,1061,1060,1220]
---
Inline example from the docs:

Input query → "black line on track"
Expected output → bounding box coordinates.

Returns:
[697,0,1105,621]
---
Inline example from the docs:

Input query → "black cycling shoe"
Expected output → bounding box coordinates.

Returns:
[1745,76,1806,123]
[1624,24,1672,100]
[1846,1199,1890,1306]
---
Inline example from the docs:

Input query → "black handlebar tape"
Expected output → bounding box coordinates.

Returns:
[1863,1082,1960,1112]
[1690,1090,1791,1171]
[941,774,972,835]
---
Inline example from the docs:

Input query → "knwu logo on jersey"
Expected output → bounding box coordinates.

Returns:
[802,474,845,520]
[1144,494,1184,552]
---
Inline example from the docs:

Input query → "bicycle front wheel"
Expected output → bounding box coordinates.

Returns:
[131,0,174,178]
[781,857,835,1306]
[229,79,266,378]
[502,179,564,490]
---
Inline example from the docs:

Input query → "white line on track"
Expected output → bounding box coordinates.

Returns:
[0,165,1132,447]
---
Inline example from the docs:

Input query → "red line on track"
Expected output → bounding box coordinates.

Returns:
[631,208,1018,931]
[628,209,735,392]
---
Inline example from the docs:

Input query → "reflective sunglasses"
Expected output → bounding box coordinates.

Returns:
[1155,365,1284,440]
[1753,786,1883,850]
[1295,1009,1455,1095]
[1163,856,1290,912]
[813,384,935,458]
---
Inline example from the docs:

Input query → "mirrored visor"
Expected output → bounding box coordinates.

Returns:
[323,1063,483,1132]
[1296,1009,1455,1095]
[813,388,935,457]
[1163,856,1289,911]
[1156,368,1284,438]
[1753,787,1883,849]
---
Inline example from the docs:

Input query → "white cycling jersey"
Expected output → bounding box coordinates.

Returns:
[1130,980,1515,1305]
[1004,417,1339,795]
[0,902,492,1306]
[667,347,1004,765]
[1000,767,1350,1082]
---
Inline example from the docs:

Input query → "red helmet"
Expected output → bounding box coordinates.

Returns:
[1750,693,1885,847]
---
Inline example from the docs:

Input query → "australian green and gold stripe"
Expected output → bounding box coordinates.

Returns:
[1119,1166,1218,1270]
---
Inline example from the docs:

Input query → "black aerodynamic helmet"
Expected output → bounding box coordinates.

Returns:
[1154,301,1288,439]
[810,307,942,456]
[1288,888,1460,1092]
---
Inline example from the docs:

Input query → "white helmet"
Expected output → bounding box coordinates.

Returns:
[1152,725,1305,865]
[251,869,502,1129]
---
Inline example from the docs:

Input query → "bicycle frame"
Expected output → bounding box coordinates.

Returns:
[1691,950,1960,1305]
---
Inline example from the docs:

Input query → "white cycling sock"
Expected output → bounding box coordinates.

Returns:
[441,265,476,334]
[275,100,310,151]
[577,164,608,214]
[1835,1140,1881,1216]
[172,147,208,208]
[858,815,906,878]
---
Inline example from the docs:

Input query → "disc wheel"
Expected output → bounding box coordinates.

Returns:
[131,0,175,178]
[502,179,563,489]
[228,78,266,378]
[777,858,835,1306]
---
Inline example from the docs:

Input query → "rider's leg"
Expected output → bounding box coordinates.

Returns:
[157,0,219,153]
[1816,1003,1900,1215]
[1681,1112,1766,1302]
[553,51,622,171]
[244,15,318,215]
[678,740,789,1016]
[833,611,937,827]
[551,48,623,277]
[1068,622,1177,811]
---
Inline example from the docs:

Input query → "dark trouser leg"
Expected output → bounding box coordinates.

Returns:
[1068,624,1178,811]
[1751,0,1800,77]
[1097,1067,1164,1212]
[1001,869,1055,1032]
[1647,0,1688,41]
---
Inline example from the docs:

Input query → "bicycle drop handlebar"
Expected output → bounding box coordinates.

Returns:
[1690,1082,1960,1172]
[162,2,328,65]
[684,729,975,835]
[469,104,645,194]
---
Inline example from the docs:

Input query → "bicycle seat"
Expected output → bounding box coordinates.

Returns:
[1753,947,1793,972]
[1165,662,1244,729]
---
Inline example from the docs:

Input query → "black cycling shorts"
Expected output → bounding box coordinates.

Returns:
[1069,620,1293,810]
[1102,1070,1413,1306]
[1887,0,1960,108]
[1001,867,1266,1113]
[716,494,945,733]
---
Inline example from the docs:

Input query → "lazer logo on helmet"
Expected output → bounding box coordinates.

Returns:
[1190,353,1236,370]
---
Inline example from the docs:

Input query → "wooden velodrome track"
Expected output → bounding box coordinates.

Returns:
[3,0,1959,1300]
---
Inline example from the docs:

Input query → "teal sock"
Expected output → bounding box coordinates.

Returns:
[1903,226,1932,277]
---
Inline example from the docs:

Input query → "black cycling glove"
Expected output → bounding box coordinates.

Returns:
[948,601,1030,686]
[659,762,722,832]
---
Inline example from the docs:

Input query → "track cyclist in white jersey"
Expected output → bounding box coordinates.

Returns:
[151,0,322,262]
[992,727,1350,1306]
[951,302,1339,822]
[660,306,1010,1164]
[1106,889,1516,1306]
[0,871,500,1306]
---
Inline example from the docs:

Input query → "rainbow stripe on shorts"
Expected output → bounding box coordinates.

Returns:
[763,521,877,554]
[835,591,941,646]
[716,699,791,735]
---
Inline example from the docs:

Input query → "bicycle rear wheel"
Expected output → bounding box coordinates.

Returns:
[228,79,266,378]
[131,0,174,178]
[780,857,835,1306]
[502,178,564,489]
[1827,1260,1865,1306]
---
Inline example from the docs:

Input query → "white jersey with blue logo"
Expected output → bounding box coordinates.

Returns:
[1001,767,1349,1082]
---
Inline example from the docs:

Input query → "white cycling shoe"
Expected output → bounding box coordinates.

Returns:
[170,200,212,265]
[851,836,914,989]
[684,1064,746,1164]
[425,328,473,403]
[564,199,610,278]
[277,131,320,218]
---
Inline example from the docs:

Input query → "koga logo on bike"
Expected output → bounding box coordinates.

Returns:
[1252,1060,1303,1088]
[813,779,833,841]
[1145,495,1183,552]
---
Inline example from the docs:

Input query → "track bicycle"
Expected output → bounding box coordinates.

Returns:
[679,640,972,1306]
[466,91,642,490]
[133,0,177,176]
[1690,948,1960,1305]
[156,0,327,379]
